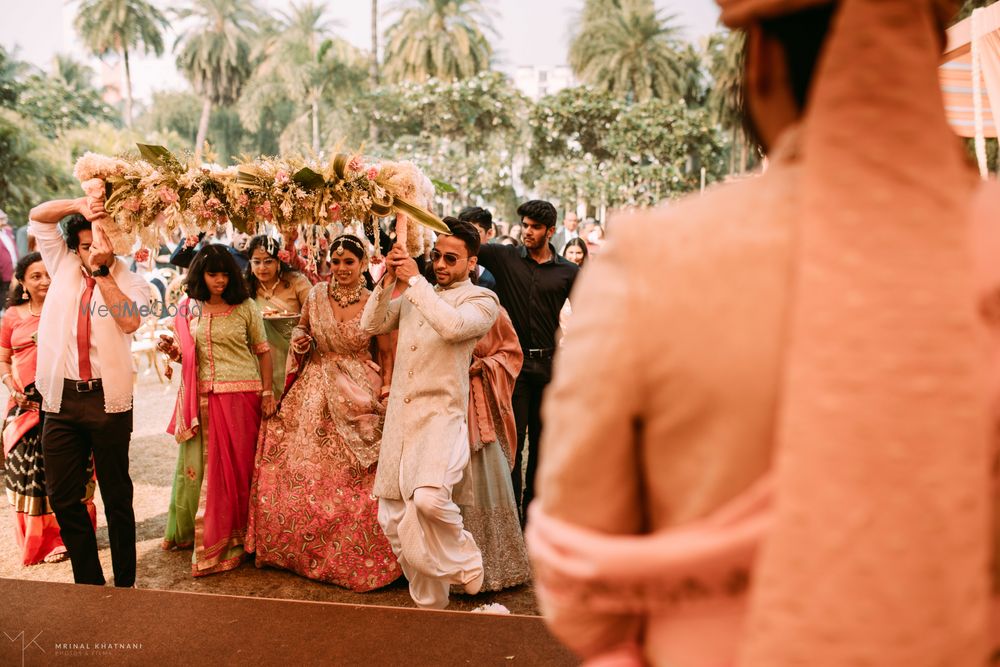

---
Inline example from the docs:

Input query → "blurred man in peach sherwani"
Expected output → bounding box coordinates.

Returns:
[527,1,1000,665]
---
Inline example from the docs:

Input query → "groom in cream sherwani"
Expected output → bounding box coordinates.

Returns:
[361,218,500,609]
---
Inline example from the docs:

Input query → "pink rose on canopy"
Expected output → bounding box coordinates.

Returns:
[134,248,150,263]
[158,188,178,204]
[123,198,141,213]
[81,178,105,200]
[275,170,290,186]
[255,200,273,221]
[328,202,341,222]
[348,156,363,172]
[319,237,329,249]
[367,167,378,180]
[206,196,222,210]
[278,250,291,263]
[237,193,249,208]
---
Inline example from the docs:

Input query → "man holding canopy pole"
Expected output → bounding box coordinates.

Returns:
[527,0,1000,664]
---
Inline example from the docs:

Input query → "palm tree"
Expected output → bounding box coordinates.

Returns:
[249,1,363,153]
[706,29,750,173]
[382,0,495,83]
[52,55,97,95]
[370,0,380,143]
[569,0,687,103]
[74,0,167,128]
[174,0,261,161]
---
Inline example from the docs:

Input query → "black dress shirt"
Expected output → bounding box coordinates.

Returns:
[477,243,578,351]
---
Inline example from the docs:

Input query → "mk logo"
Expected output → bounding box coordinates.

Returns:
[4,631,44,667]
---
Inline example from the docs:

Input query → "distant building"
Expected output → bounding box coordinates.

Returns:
[513,65,575,100]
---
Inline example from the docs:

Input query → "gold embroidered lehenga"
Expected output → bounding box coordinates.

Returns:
[247,284,399,591]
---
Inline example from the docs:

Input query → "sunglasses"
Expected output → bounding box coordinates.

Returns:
[430,249,469,267]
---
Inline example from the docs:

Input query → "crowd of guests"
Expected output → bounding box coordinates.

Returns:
[1,192,586,609]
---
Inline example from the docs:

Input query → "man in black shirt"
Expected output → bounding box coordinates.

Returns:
[476,200,578,524]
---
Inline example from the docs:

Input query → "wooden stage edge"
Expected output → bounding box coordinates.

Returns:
[0,578,577,666]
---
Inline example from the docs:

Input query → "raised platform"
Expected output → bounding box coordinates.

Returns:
[0,578,575,666]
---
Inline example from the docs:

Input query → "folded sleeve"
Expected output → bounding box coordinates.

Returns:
[29,220,69,277]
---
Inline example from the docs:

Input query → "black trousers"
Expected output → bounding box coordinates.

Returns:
[511,358,552,526]
[42,383,135,587]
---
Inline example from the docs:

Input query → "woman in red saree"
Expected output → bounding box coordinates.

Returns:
[1,252,96,565]
[159,245,275,577]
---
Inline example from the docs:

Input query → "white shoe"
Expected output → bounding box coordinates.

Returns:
[463,567,485,595]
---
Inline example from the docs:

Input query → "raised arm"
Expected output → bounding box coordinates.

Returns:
[28,197,93,274]
[360,276,402,336]
[404,277,499,344]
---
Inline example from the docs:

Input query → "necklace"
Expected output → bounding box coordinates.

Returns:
[26,301,40,317]
[259,277,281,300]
[329,281,364,308]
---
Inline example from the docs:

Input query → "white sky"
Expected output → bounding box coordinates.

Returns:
[1,0,722,101]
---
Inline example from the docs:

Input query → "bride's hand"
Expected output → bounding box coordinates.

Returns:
[262,395,277,418]
[290,330,312,354]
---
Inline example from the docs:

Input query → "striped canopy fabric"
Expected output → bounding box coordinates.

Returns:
[941,6,1000,138]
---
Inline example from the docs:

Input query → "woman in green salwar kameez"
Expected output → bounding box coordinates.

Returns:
[244,236,311,400]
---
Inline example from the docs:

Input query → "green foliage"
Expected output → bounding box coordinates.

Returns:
[956,0,999,22]
[0,46,28,109]
[241,0,369,153]
[569,0,689,103]
[0,109,75,224]
[526,87,725,209]
[17,71,119,138]
[174,0,262,107]
[357,72,527,213]
[74,0,167,59]
[383,0,495,83]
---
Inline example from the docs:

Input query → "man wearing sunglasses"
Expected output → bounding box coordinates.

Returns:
[361,218,500,609]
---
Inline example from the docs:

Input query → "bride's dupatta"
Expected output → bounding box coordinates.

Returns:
[167,298,199,443]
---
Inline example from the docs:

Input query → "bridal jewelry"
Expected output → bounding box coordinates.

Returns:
[330,281,364,308]
[258,276,281,300]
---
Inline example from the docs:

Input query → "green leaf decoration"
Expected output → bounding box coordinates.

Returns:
[136,143,184,173]
[292,167,325,190]
[394,198,450,234]
[430,178,457,194]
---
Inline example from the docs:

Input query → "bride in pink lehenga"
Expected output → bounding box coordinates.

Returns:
[247,234,400,591]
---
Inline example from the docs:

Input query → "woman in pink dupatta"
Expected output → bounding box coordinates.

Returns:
[1,252,96,565]
[455,307,531,591]
[159,245,275,577]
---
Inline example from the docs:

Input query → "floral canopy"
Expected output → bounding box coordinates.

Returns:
[74,144,448,260]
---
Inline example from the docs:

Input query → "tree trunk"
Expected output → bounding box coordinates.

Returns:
[195,97,212,163]
[312,98,320,154]
[123,48,134,128]
[729,125,737,175]
[739,131,748,173]
[369,0,380,145]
